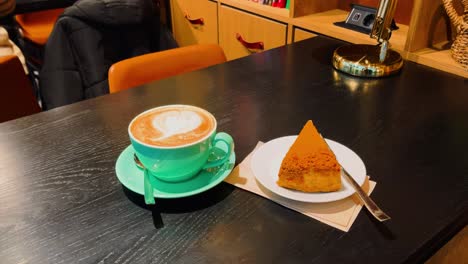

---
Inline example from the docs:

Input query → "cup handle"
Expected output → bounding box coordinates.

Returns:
[202,132,233,169]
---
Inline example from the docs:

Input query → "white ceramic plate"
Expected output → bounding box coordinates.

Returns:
[251,136,366,203]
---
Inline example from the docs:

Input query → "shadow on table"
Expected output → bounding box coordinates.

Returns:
[122,182,236,229]
[362,209,397,240]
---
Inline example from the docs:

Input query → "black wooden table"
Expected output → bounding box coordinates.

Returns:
[0,37,467,263]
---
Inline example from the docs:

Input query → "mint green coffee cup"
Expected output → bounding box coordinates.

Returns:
[128,105,233,183]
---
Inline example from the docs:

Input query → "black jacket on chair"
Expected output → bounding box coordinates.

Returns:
[40,0,160,110]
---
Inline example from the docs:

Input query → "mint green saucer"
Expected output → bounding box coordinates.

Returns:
[115,145,235,199]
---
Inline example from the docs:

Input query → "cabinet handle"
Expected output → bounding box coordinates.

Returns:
[185,14,204,25]
[236,33,264,51]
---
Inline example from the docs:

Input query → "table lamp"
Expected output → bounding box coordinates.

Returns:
[332,0,403,77]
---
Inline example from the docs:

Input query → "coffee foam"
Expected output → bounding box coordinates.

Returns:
[151,110,202,141]
[130,106,215,147]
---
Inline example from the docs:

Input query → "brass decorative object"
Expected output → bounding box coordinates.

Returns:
[333,0,403,77]
[333,44,403,77]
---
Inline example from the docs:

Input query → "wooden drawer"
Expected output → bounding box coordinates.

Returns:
[171,0,218,46]
[219,5,287,61]
[293,28,317,42]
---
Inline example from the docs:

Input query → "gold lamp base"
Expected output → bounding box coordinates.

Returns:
[332,44,403,78]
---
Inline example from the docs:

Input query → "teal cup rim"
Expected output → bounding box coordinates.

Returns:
[128,104,217,150]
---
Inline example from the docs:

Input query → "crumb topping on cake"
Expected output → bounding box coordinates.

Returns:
[277,120,342,192]
[281,120,340,172]
[280,151,340,175]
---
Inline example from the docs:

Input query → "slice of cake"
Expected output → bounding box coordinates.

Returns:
[277,120,341,192]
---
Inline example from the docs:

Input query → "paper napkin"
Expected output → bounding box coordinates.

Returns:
[225,142,376,232]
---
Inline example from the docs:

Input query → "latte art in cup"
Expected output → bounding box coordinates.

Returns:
[130,105,216,147]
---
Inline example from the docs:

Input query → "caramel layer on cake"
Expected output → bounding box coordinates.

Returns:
[277,120,341,192]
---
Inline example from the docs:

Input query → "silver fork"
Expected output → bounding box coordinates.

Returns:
[324,140,390,222]
[342,167,390,222]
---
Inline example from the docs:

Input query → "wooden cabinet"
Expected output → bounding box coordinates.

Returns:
[170,0,467,78]
[170,0,218,46]
[219,5,287,60]
[293,28,317,42]
[289,0,467,78]
[290,8,408,52]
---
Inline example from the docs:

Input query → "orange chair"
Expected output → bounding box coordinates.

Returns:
[0,55,41,123]
[108,44,227,93]
[14,8,64,99]
[15,8,64,47]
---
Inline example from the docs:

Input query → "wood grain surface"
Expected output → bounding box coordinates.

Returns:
[0,36,467,264]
